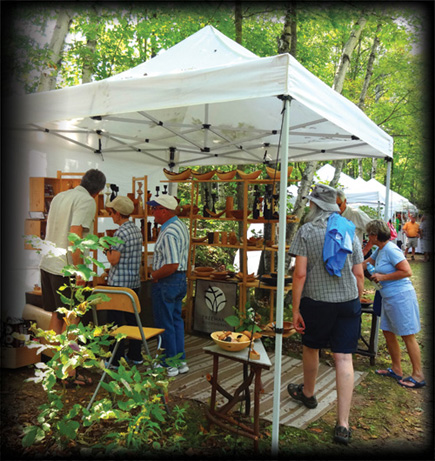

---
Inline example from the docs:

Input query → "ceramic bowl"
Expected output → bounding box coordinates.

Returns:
[191,170,217,180]
[229,209,245,219]
[163,168,192,180]
[236,169,262,180]
[194,266,214,273]
[266,166,293,180]
[211,331,252,352]
[216,170,237,180]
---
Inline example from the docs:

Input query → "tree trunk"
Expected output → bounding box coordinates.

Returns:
[82,39,97,84]
[329,16,367,188]
[235,1,243,45]
[37,10,72,92]
[286,161,317,244]
[332,16,367,94]
[278,3,296,55]
[357,23,381,177]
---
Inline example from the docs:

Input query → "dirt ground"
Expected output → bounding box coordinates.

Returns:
[1,258,433,460]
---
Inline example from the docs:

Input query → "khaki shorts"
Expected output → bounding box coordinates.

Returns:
[406,237,418,248]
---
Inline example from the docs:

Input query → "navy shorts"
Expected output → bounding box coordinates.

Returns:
[300,297,361,353]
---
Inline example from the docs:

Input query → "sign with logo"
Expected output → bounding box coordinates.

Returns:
[193,280,238,333]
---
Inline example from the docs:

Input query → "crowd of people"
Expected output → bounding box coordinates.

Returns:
[38,168,427,445]
[39,169,189,384]
[287,185,427,445]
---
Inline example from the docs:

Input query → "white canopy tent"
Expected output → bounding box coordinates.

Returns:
[8,26,394,454]
[365,178,417,218]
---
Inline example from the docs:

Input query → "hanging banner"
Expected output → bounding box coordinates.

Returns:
[193,279,238,334]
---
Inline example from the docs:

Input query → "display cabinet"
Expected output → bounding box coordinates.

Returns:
[161,176,297,331]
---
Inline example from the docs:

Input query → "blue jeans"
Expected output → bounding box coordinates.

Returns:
[152,272,187,366]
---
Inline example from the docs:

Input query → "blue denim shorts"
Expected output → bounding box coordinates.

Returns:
[300,297,361,353]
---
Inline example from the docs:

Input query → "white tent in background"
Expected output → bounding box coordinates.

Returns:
[365,178,417,218]
[314,163,358,190]
[7,26,394,455]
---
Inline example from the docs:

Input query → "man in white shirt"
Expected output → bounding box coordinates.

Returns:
[40,169,106,334]
[336,189,373,256]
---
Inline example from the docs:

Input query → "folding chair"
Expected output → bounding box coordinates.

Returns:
[86,286,165,411]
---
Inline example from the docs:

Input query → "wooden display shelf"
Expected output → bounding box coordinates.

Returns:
[260,329,297,338]
[245,281,292,292]
[162,178,299,184]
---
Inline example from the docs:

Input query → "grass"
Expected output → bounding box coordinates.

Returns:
[1,259,432,460]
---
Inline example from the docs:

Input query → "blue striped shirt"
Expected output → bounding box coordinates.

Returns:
[108,221,142,288]
[153,216,189,271]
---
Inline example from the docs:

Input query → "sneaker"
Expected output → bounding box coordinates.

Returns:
[166,367,179,377]
[124,355,144,366]
[178,362,189,374]
[104,360,119,370]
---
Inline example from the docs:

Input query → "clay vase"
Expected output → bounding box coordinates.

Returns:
[229,231,238,245]
[225,197,234,217]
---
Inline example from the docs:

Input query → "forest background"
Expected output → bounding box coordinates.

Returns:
[2,1,432,215]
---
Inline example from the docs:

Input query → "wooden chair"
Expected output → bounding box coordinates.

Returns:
[86,286,165,411]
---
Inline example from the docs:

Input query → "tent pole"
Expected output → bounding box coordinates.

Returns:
[271,96,291,456]
[384,158,392,220]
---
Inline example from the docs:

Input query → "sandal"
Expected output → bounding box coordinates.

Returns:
[64,374,93,389]
[287,383,318,409]
[375,368,402,381]
[334,425,352,445]
[398,376,426,389]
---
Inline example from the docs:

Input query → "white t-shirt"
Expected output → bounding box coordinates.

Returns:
[40,186,96,275]
[341,206,371,244]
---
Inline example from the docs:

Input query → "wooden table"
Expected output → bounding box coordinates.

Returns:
[356,303,380,365]
[203,340,271,451]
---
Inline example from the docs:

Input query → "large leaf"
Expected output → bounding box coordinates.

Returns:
[58,419,80,439]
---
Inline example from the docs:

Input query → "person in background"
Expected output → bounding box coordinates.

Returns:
[336,189,373,256]
[288,184,364,445]
[40,169,106,334]
[105,196,143,368]
[40,169,106,386]
[146,195,190,377]
[365,220,425,389]
[402,214,420,260]
[419,215,432,262]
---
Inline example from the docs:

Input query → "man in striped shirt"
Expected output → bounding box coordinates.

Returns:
[147,195,190,377]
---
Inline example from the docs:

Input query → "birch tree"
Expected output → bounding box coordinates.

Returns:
[329,16,367,188]
[37,10,73,92]
[357,22,382,177]
[279,4,319,246]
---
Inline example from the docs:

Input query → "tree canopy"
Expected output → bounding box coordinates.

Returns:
[2,1,432,211]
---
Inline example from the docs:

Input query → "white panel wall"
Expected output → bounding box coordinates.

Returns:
[5,130,169,318]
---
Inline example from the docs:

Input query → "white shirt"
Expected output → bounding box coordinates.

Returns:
[40,186,96,275]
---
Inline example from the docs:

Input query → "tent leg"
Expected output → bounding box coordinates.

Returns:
[384,158,392,220]
[271,96,291,457]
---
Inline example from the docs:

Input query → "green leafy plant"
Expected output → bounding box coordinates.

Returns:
[21,233,187,451]
[224,302,263,333]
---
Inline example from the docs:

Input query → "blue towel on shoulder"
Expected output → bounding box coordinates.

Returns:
[323,213,356,277]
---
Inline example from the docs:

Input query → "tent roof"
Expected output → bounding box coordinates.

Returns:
[11,26,393,168]
[365,178,417,212]
[314,163,357,190]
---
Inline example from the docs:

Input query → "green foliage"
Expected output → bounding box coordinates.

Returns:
[225,303,262,333]
[8,5,429,217]
[22,234,187,451]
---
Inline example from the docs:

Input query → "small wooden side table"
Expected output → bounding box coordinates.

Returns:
[356,303,380,366]
[203,340,271,451]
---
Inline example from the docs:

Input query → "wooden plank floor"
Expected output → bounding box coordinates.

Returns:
[167,334,367,429]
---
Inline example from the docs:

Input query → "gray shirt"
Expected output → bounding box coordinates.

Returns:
[289,221,364,303]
